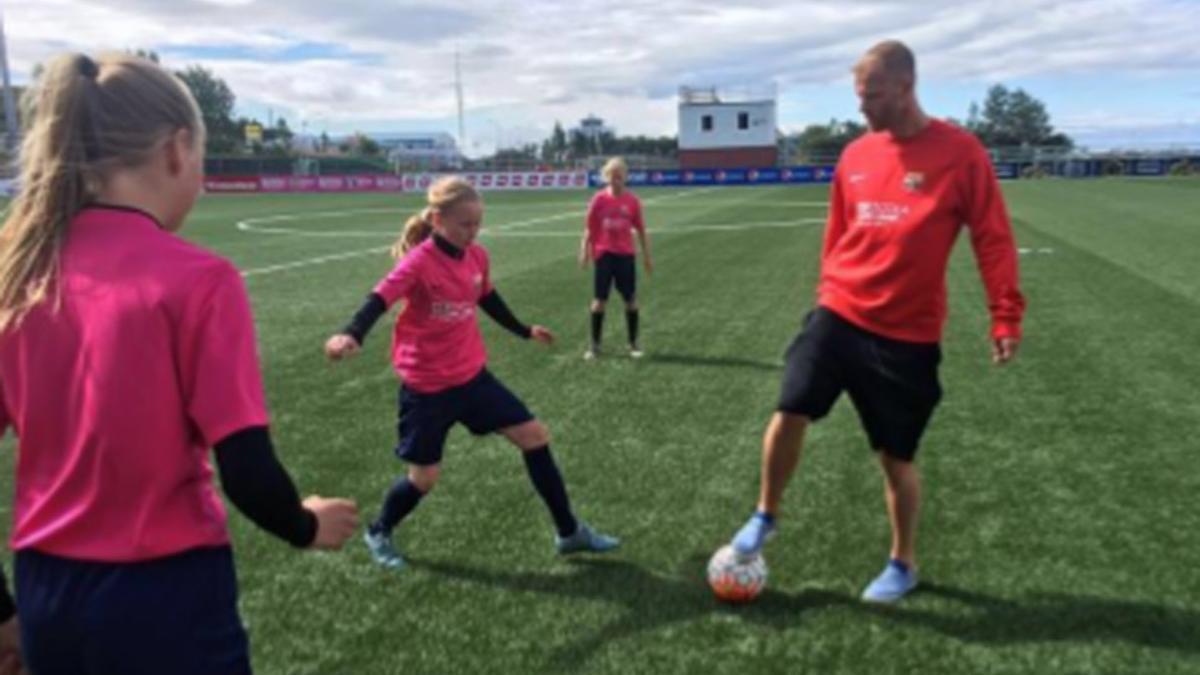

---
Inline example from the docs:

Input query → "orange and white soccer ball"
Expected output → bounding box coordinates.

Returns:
[707,544,767,603]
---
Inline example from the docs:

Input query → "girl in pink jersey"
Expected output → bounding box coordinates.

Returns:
[0,53,358,674]
[579,156,653,359]
[326,176,619,570]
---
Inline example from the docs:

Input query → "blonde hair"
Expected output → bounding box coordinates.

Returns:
[0,52,203,332]
[601,157,628,185]
[392,176,481,258]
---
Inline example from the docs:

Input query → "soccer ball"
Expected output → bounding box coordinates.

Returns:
[707,544,767,603]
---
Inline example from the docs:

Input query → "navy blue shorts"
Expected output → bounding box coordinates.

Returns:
[777,307,942,461]
[594,253,636,302]
[15,546,251,675]
[396,368,535,465]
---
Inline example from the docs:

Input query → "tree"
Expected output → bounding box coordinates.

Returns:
[175,66,239,153]
[264,117,294,146]
[967,85,1072,149]
[596,130,615,155]
[359,135,381,157]
[786,119,866,162]
[341,132,380,157]
[533,125,677,164]
[551,121,567,157]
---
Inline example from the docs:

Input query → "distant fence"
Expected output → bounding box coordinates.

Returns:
[204,174,405,193]
[203,168,826,194]
[991,156,1199,179]
[405,171,589,191]
[587,166,835,188]
[204,171,590,194]
[205,156,391,176]
[192,155,1200,195]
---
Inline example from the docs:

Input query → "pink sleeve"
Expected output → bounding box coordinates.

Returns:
[820,165,849,266]
[632,195,645,232]
[180,263,270,447]
[962,144,1025,339]
[373,254,420,307]
[586,194,602,237]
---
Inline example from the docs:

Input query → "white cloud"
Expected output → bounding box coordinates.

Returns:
[6,0,1199,146]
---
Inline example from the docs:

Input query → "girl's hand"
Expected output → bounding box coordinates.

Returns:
[643,256,654,276]
[303,496,360,550]
[324,334,361,361]
[530,325,555,345]
[578,250,590,269]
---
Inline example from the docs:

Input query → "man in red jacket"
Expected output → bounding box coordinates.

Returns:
[730,40,1025,603]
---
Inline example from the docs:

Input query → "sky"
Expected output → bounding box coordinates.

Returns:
[6,0,1200,155]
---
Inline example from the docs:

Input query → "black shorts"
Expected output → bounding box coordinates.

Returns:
[16,546,251,675]
[396,368,535,465]
[594,253,636,302]
[777,307,942,461]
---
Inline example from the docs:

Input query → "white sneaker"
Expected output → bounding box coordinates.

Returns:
[583,348,597,360]
[629,344,643,359]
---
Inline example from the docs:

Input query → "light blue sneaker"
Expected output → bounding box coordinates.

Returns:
[731,512,775,558]
[861,559,918,603]
[363,529,406,570]
[556,522,620,554]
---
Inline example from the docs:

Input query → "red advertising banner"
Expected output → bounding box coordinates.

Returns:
[203,176,262,193]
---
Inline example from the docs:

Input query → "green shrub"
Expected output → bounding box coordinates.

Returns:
[1167,160,1195,177]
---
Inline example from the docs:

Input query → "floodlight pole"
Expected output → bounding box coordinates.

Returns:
[455,48,465,157]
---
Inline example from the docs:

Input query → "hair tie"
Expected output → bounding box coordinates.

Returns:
[78,55,99,79]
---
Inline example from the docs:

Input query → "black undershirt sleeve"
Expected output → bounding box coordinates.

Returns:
[478,290,532,339]
[343,292,388,345]
[214,426,317,548]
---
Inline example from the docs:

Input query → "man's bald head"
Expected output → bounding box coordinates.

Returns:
[853,40,924,134]
[854,40,916,86]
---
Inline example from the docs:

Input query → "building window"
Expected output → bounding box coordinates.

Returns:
[701,115,713,132]
[738,112,749,130]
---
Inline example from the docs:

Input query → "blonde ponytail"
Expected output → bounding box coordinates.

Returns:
[0,52,202,332]
[390,176,480,259]
[392,208,434,259]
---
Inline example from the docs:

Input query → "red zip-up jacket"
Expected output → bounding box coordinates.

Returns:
[818,119,1025,343]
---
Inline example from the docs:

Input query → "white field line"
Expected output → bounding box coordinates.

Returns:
[237,187,823,277]
[235,186,729,237]
[238,218,825,277]
[241,246,392,277]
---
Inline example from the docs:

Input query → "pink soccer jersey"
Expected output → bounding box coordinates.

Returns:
[373,237,493,393]
[586,190,644,257]
[0,205,270,561]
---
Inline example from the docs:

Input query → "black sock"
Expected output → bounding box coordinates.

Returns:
[371,477,425,535]
[626,309,639,346]
[590,311,605,347]
[521,446,578,537]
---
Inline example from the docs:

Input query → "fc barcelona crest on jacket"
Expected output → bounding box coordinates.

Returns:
[902,171,925,192]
